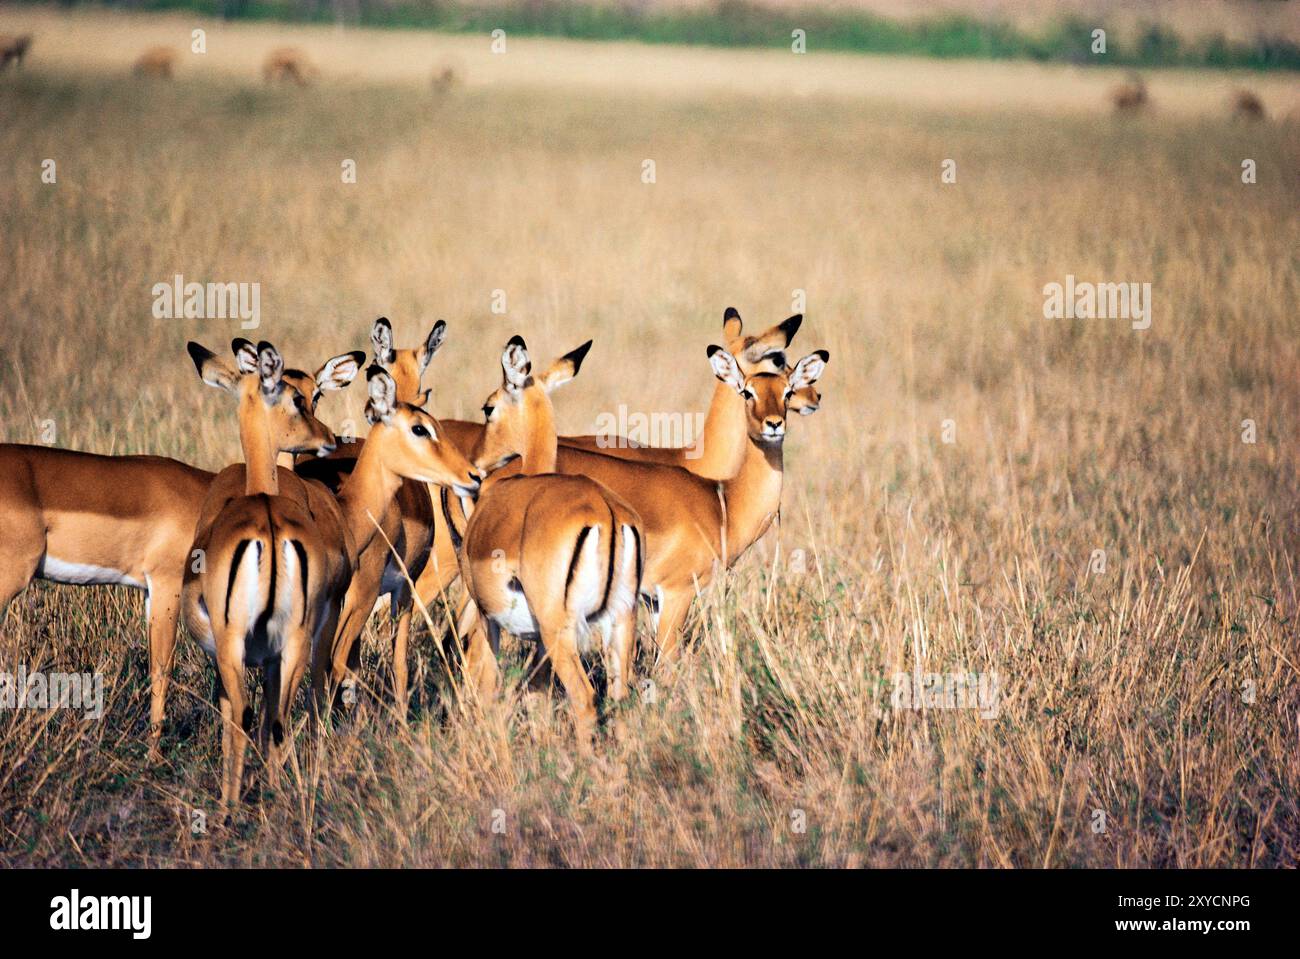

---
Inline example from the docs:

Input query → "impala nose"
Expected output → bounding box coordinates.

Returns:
[762,417,785,438]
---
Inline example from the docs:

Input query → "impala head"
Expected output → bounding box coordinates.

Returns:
[721,307,822,415]
[476,335,592,474]
[707,345,829,445]
[364,367,482,497]
[187,340,337,457]
[370,316,447,406]
[234,337,366,412]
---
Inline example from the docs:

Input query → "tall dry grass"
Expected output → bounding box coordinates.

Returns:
[0,15,1297,866]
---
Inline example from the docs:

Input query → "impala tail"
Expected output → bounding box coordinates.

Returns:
[205,497,313,663]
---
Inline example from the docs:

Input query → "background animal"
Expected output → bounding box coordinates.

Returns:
[1110,72,1148,113]
[263,47,314,85]
[0,33,31,70]
[133,46,176,79]
[1232,88,1265,119]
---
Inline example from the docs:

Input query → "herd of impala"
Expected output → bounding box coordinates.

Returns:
[0,309,828,810]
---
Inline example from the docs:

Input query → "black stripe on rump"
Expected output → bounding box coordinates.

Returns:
[564,526,593,605]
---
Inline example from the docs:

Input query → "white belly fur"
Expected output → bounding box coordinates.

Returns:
[39,556,145,590]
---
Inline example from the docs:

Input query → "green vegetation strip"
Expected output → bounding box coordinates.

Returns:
[20,0,1300,70]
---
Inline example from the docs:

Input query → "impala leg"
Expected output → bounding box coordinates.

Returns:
[259,658,281,787]
[270,627,311,789]
[652,589,693,666]
[145,575,183,763]
[329,594,367,713]
[215,643,249,813]
[462,616,499,698]
[0,527,42,628]
[540,619,596,753]
[391,606,412,716]
[605,609,636,704]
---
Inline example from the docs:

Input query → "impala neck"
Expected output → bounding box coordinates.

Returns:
[689,381,748,480]
[722,435,785,560]
[521,390,557,475]
[338,429,402,555]
[239,391,279,497]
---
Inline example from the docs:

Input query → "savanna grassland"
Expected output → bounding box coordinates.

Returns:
[0,8,1297,867]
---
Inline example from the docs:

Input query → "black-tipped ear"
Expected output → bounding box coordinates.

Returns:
[507,334,527,349]
[349,350,366,366]
[231,337,253,355]
[706,344,723,358]
[565,339,593,375]
[778,314,803,343]
[722,307,743,339]
[815,349,829,362]
[188,341,213,371]
[365,364,386,382]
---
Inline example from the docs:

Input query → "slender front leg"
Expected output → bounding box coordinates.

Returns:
[392,606,412,717]
[652,589,693,665]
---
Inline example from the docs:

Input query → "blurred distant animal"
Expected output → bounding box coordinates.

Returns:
[432,64,459,95]
[134,47,177,79]
[1111,73,1148,114]
[0,34,32,71]
[263,48,315,86]
[1232,89,1265,121]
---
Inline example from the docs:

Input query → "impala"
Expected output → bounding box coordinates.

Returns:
[445,337,642,748]
[185,343,482,807]
[411,308,815,637]
[0,342,363,761]
[294,316,446,711]
[446,342,828,691]
[183,340,353,808]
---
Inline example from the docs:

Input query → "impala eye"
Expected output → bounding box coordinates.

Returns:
[412,423,430,438]
[482,404,494,420]
[293,394,307,412]
[741,388,755,402]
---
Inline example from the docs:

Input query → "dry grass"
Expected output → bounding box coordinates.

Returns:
[0,10,1297,867]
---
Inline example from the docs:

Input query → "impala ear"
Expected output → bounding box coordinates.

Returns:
[501,335,531,393]
[540,339,592,393]
[365,366,397,425]
[722,306,743,342]
[231,338,259,375]
[788,350,829,391]
[371,317,396,365]
[744,314,802,365]
[315,351,365,393]
[707,344,745,394]
[256,342,285,400]
[188,342,239,393]
[418,320,447,373]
